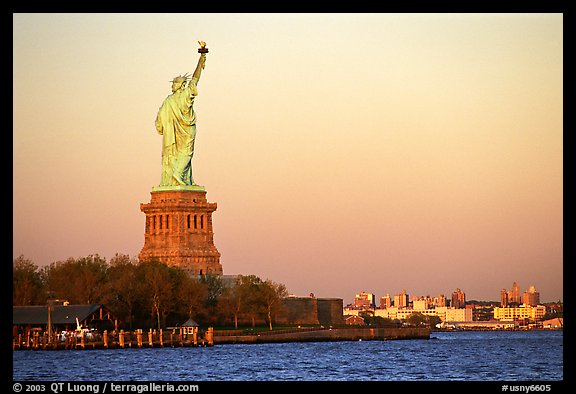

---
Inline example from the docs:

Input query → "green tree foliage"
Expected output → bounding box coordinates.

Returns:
[13,255,45,306]
[426,314,442,328]
[135,259,185,330]
[41,254,108,304]
[225,275,258,329]
[405,312,441,327]
[359,313,401,327]
[260,279,288,330]
[13,255,291,330]
[405,312,427,326]
[199,274,227,325]
[178,273,208,322]
[101,254,139,330]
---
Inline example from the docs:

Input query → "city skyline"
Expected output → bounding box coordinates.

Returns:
[348,282,553,306]
[13,13,563,303]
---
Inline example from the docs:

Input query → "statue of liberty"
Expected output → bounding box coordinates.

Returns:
[155,41,208,187]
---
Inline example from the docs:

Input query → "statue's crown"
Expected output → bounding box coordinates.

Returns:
[170,73,191,84]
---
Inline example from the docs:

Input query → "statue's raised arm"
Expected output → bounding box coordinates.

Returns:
[193,41,208,82]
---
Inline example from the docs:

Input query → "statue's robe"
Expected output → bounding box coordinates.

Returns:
[155,79,198,186]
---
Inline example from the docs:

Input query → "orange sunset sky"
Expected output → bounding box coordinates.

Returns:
[13,13,563,303]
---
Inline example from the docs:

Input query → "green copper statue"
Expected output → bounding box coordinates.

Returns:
[155,41,208,187]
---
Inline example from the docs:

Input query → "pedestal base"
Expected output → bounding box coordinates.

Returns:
[139,188,223,275]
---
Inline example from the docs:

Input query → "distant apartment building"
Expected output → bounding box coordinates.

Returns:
[451,288,466,308]
[433,294,447,308]
[412,299,428,311]
[500,288,509,307]
[508,282,522,304]
[501,282,540,307]
[373,306,472,323]
[435,306,473,322]
[374,307,437,320]
[522,285,540,306]
[343,307,361,316]
[353,292,375,309]
[493,305,546,321]
[379,294,392,309]
[394,289,409,309]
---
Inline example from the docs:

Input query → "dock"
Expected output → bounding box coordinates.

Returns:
[13,327,214,350]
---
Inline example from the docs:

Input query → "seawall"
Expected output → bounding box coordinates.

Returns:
[213,327,430,344]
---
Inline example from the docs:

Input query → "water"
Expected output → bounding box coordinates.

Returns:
[13,331,563,381]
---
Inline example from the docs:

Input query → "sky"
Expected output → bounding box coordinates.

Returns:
[13,13,563,304]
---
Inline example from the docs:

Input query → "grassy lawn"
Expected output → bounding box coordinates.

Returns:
[213,324,327,333]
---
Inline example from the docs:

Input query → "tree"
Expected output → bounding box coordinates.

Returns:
[360,313,400,327]
[405,312,441,327]
[426,315,442,328]
[136,259,182,330]
[13,255,44,305]
[200,274,227,325]
[102,254,139,330]
[226,275,263,329]
[405,312,428,326]
[260,279,288,330]
[178,275,208,324]
[41,254,108,304]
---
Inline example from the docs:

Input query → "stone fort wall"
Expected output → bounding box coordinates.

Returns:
[276,297,343,326]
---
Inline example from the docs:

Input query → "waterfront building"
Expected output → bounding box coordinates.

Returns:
[522,285,540,306]
[13,304,119,336]
[541,317,563,329]
[446,320,517,330]
[435,306,473,322]
[373,305,472,323]
[493,304,546,321]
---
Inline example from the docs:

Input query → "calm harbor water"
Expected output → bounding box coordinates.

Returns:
[13,330,563,382]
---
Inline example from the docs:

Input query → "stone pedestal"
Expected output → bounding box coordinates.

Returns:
[139,186,223,275]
